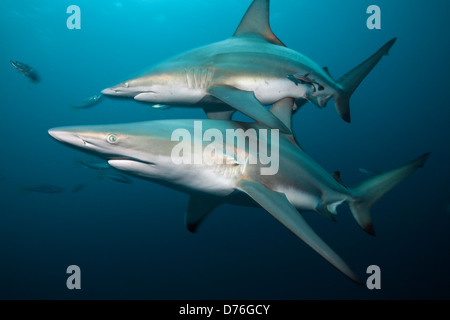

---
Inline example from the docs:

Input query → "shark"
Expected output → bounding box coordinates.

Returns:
[48,107,429,283]
[101,0,396,133]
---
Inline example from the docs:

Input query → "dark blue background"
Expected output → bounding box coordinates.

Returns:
[0,0,449,299]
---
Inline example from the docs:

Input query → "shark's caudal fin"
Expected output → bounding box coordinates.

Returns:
[233,0,286,47]
[334,38,397,122]
[349,153,430,235]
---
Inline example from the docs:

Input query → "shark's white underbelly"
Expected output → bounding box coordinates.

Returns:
[225,77,308,105]
[177,167,237,196]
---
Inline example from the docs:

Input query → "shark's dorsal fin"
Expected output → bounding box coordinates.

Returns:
[185,194,222,233]
[331,171,345,186]
[322,67,332,78]
[233,0,286,47]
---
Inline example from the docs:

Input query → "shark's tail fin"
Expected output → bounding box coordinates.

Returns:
[348,152,430,235]
[334,38,397,122]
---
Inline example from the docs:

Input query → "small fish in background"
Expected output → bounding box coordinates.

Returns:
[69,93,103,109]
[10,60,40,82]
[71,183,87,193]
[76,157,111,170]
[149,104,170,110]
[18,184,65,194]
[97,172,133,184]
[358,167,381,177]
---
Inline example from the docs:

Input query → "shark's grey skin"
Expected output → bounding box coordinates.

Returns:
[48,116,429,283]
[101,0,396,132]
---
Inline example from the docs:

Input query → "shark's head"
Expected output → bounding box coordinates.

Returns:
[101,76,153,99]
[48,122,178,180]
[101,68,200,105]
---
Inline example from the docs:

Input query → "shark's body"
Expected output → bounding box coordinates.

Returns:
[102,0,396,133]
[49,117,429,283]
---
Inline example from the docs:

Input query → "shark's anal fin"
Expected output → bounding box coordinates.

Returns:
[233,0,286,47]
[237,179,361,284]
[186,194,223,233]
[208,85,291,134]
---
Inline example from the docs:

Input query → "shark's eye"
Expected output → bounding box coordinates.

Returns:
[106,134,118,144]
[124,82,129,88]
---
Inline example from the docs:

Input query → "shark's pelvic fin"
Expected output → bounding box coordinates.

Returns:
[208,85,291,134]
[237,179,362,284]
[349,152,430,236]
[186,194,223,233]
[233,0,286,47]
[315,201,338,222]
[203,105,235,121]
[269,98,293,132]
[294,98,308,113]
[269,98,303,149]
[334,38,397,123]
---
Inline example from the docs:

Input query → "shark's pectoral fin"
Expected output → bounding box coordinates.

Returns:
[237,179,361,284]
[208,85,291,134]
[186,193,223,233]
[233,0,286,47]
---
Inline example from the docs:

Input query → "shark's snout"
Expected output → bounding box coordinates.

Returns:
[101,88,117,95]
[48,128,86,147]
[101,86,143,98]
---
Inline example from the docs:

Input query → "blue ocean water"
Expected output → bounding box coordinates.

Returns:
[0,0,449,300]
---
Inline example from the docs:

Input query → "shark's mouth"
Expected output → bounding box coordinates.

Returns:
[101,87,155,96]
[115,89,154,94]
[107,159,158,174]
[108,156,156,166]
